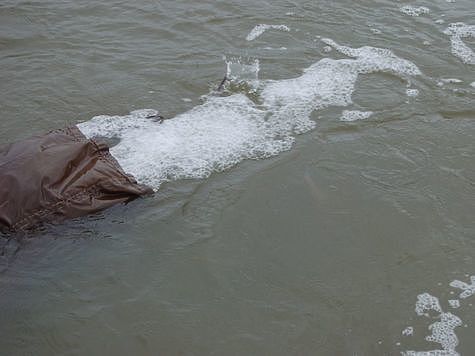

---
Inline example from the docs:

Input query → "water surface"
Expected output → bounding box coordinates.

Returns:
[1,0,474,354]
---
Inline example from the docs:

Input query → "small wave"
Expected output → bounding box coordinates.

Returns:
[246,24,290,41]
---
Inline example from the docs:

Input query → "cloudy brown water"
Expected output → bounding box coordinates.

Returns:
[1,0,474,354]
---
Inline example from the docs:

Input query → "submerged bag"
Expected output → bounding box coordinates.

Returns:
[0,126,153,232]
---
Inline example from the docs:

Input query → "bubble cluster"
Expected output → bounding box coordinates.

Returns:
[402,326,414,336]
[449,300,460,309]
[406,88,420,97]
[415,293,443,316]
[246,24,290,41]
[444,23,475,64]
[425,312,462,352]
[402,275,475,355]
[340,110,373,122]
[450,276,475,299]
[405,293,461,355]
[78,40,420,190]
[399,6,430,17]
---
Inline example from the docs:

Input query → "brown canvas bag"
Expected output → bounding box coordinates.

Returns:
[0,126,153,232]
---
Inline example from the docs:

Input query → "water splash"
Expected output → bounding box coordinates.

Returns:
[399,6,430,17]
[78,40,420,190]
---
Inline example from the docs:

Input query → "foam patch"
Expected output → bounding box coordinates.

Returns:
[78,40,420,190]
[402,276,475,355]
[450,276,475,299]
[340,110,373,122]
[405,293,461,355]
[444,23,475,64]
[406,88,420,97]
[399,6,430,17]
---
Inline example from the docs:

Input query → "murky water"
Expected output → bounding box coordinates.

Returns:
[1,0,474,354]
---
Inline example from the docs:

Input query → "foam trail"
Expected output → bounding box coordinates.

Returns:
[444,23,475,64]
[246,24,290,41]
[78,40,420,190]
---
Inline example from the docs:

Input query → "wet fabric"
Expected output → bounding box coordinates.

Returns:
[0,126,153,232]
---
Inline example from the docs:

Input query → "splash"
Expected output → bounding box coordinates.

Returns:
[444,23,475,64]
[78,40,420,190]
[224,56,260,82]
[246,24,290,41]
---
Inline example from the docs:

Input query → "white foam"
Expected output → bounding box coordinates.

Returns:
[450,276,475,299]
[402,275,475,355]
[399,6,430,17]
[405,293,461,355]
[340,110,373,122]
[470,81,475,88]
[78,40,420,190]
[403,326,414,336]
[444,23,475,64]
[415,293,443,316]
[406,88,419,97]
[246,24,290,41]
[440,78,463,84]
[406,89,419,97]
[449,300,461,309]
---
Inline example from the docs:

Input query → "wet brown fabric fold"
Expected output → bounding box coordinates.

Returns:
[0,126,153,232]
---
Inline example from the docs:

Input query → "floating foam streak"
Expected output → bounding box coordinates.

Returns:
[444,23,475,64]
[399,6,430,17]
[340,110,373,122]
[450,276,475,299]
[246,24,290,41]
[78,40,420,190]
